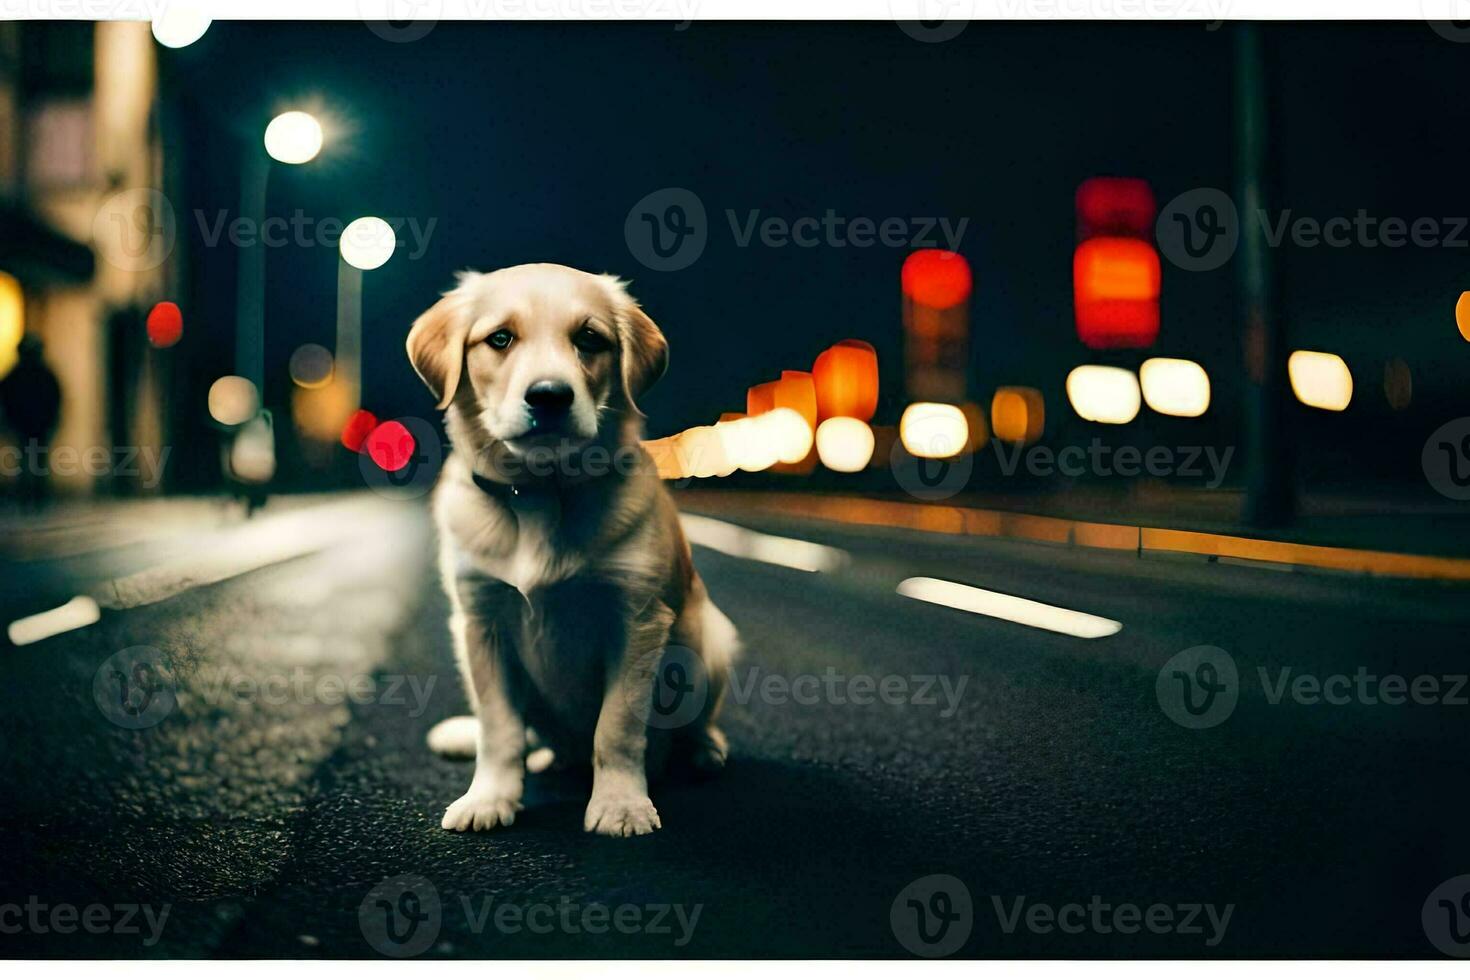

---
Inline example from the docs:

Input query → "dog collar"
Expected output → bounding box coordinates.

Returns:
[471,470,523,503]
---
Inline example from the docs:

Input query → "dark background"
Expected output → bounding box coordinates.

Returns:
[159,21,1470,488]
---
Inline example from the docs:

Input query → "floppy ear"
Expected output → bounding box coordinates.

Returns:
[617,301,670,417]
[406,292,471,410]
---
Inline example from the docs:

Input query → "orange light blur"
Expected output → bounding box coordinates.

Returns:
[1457,291,1470,343]
[812,339,879,422]
[746,381,778,416]
[1073,237,1161,349]
[990,386,1045,443]
[901,250,972,309]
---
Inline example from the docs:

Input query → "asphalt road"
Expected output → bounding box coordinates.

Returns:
[2,492,1470,958]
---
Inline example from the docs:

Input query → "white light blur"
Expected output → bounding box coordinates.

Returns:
[208,375,259,426]
[760,407,814,464]
[1066,365,1141,424]
[264,111,323,165]
[151,2,211,48]
[815,417,875,472]
[340,216,397,271]
[896,577,1122,639]
[1140,357,1211,418]
[230,414,276,484]
[680,514,848,573]
[7,595,101,647]
[717,417,780,473]
[1288,350,1353,412]
[899,403,968,459]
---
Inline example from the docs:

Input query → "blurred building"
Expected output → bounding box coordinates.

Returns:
[0,21,170,495]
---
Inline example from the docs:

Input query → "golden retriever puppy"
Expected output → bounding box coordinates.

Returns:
[408,263,737,836]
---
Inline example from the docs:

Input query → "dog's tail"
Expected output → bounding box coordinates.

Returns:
[426,718,558,772]
[426,715,477,759]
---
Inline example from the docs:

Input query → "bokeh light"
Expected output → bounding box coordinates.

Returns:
[761,407,815,465]
[367,420,415,472]
[341,409,379,452]
[340,216,396,271]
[146,301,183,349]
[150,2,211,48]
[289,343,335,389]
[1457,291,1470,343]
[1140,357,1211,418]
[899,402,969,459]
[208,375,259,426]
[0,271,23,378]
[1288,350,1353,412]
[264,111,323,165]
[815,417,875,472]
[1076,177,1155,239]
[1073,238,1161,349]
[901,250,972,309]
[990,386,1045,443]
[1066,365,1141,424]
[812,340,879,422]
[1383,357,1412,411]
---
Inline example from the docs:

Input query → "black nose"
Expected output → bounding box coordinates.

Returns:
[525,380,575,416]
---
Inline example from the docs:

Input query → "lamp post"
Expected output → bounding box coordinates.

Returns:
[234,110,322,393]
[336,216,396,411]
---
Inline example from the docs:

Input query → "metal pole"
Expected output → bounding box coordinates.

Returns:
[1235,23,1295,527]
[335,257,362,409]
[235,150,270,393]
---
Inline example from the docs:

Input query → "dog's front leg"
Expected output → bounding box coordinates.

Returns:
[584,599,675,837]
[442,576,528,832]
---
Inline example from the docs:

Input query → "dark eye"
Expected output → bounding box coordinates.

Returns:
[573,325,612,353]
[487,329,514,351]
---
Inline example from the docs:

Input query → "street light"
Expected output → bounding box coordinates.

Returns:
[150,2,211,48]
[263,111,323,165]
[335,216,397,422]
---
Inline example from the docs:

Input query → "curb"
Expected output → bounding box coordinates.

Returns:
[674,490,1470,582]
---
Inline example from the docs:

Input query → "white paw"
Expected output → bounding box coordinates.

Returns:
[442,790,522,832]
[584,793,661,837]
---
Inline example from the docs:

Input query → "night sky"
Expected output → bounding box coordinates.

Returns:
[160,21,1470,486]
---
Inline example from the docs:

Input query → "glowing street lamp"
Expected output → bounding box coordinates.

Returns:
[340,216,397,271]
[263,111,323,165]
[151,2,211,48]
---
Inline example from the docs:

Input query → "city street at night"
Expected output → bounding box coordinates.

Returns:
[3,491,1469,957]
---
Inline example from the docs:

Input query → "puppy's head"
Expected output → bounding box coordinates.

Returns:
[406,264,668,456]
